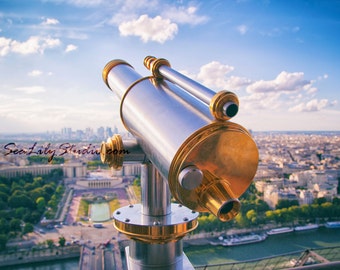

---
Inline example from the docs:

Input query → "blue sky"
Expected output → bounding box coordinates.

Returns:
[0,0,339,133]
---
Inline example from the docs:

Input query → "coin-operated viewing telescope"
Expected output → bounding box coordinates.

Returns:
[101,56,259,270]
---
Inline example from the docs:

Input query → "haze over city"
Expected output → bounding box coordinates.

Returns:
[0,0,339,133]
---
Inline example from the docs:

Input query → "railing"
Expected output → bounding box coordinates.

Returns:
[194,246,340,270]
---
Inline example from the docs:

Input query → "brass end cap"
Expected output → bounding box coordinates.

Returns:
[143,56,171,79]
[210,91,239,121]
[102,59,133,89]
[168,121,259,222]
[100,134,124,170]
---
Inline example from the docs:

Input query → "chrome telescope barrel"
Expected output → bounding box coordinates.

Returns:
[144,56,239,121]
[102,57,259,222]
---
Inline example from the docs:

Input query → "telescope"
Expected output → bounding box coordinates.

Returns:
[101,56,259,269]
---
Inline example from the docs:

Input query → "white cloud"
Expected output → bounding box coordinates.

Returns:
[0,37,11,56]
[241,92,282,111]
[118,15,178,43]
[28,70,43,77]
[14,86,46,94]
[196,61,235,89]
[226,76,252,90]
[162,5,208,25]
[237,24,248,35]
[0,35,61,56]
[65,44,78,52]
[289,99,329,112]
[41,18,60,25]
[184,61,251,91]
[318,73,329,80]
[108,0,158,25]
[247,71,311,94]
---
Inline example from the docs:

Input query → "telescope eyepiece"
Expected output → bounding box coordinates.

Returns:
[223,102,239,118]
[210,91,239,121]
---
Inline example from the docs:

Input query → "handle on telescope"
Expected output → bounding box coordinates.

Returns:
[144,56,239,121]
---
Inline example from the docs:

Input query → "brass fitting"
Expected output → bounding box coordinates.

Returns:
[210,91,239,121]
[100,134,124,170]
[144,56,171,80]
[113,204,198,244]
[102,59,133,89]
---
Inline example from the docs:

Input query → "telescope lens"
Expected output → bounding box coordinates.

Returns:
[223,102,239,118]
[218,199,240,222]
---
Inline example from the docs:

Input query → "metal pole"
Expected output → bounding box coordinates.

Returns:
[125,162,192,270]
[141,163,171,217]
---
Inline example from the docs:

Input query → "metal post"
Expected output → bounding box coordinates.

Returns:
[123,162,196,270]
[141,163,171,217]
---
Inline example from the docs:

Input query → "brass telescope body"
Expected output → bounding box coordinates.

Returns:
[102,56,259,223]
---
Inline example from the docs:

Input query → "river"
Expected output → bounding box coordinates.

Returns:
[3,227,340,269]
[185,227,340,266]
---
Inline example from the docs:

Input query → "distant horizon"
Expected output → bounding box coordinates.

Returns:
[1,129,340,137]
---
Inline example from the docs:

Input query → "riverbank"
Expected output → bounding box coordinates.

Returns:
[184,226,340,266]
[0,246,80,269]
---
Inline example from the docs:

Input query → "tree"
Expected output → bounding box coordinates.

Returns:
[0,184,10,203]
[0,191,9,202]
[314,197,327,205]
[265,210,274,223]
[276,199,299,210]
[29,187,48,202]
[47,195,58,210]
[23,223,34,235]
[55,185,65,197]
[15,207,27,219]
[9,218,21,232]
[8,194,35,209]
[58,236,66,247]
[0,218,9,234]
[46,239,54,248]
[246,209,257,225]
[36,197,46,211]
[23,210,41,224]
[0,234,7,251]
[235,213,249,227]
[44,183,56,194]
[333,197,340,205]
[255,199,270,212]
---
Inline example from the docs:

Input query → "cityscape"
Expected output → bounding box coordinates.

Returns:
[1,0,339,269]
[0,128,339,269]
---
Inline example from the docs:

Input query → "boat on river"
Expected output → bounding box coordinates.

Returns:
[267,227,294,235]
[294,224,319,231]
[211,233,267,246]
[325,221,340,228]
